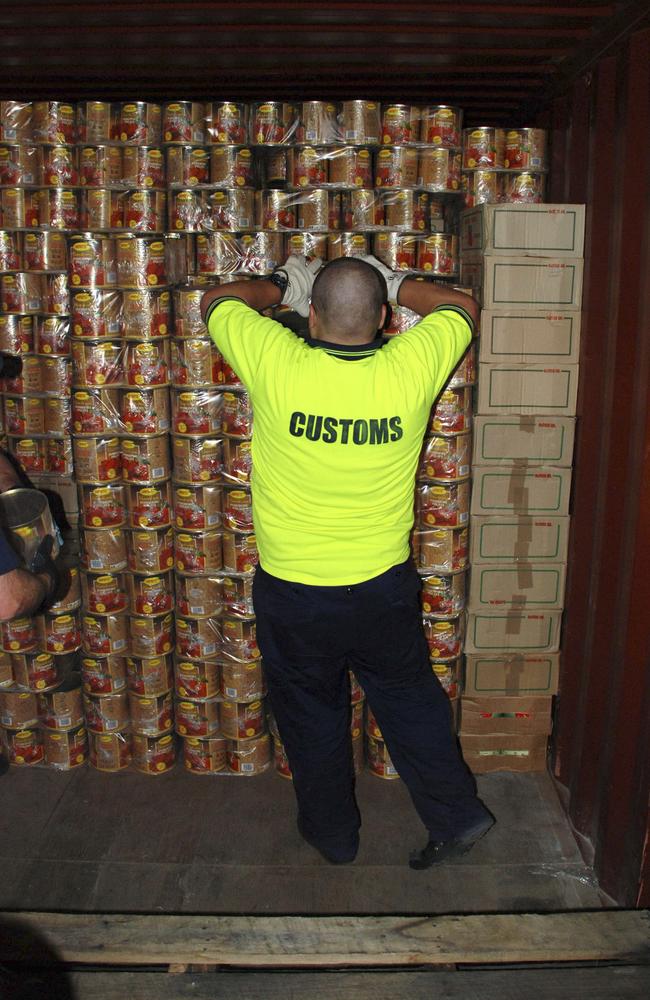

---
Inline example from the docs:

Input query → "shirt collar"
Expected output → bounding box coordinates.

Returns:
[300,334,387,360]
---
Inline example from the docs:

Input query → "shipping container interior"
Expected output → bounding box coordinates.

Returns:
[0,1,648,912]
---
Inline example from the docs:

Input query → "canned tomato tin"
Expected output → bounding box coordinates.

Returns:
[124,189,166,232]
[127,571,174,615]
[126,482,172,529]
[164,101,205,143]
[0,101,32,142]
[36,188,79,229]
[175,658,220,699]
[417,234,458,275]
[71,388,121,436]
[129,690,173,736]
[430,386,473,435]
[80,484,125,529]
[448,343,476,386]
[50,564,81,614]
[1,272,43,313]
[129,611,175,657]
[299,189,340,231]
[171,340,220,388]
[366,704,382,740]
[326,232,368,260]
[132,731,176,774]
[44,437,73,476]
[79,144,122,186]
[38,677,84,730]
[36,317,71,357]
[414,526,469,573]
[79,187,124,229]
[76,102,112,143]
[1,188,40,229]
[463,127,506,169]
[195,232,239,274]
[127,526,174,574]
[373,232,417,271]
[38,144,78,187]
[121,433,170,484]
[421,574,466,618]
[504,128,547,170]
[73,436,121,484]
[166,145,209,186]
[418,148,461,192]
[71,289,122,339]
[24,231,67,272]
[0,689,39,727]
[297,101,339,143]
[375,146,418,188]
[418,432,470,481]
[174,529,222,575]
[1,651,17,687]
[175,696,220,737]
[208,102,248,144]
[382,190,428,231]
[341,100,380,144]
[172,435,223,484]
[35,610,81,654]
[120,290,169,342]
[350,700,364,739]
[71,339,123,387]
[0,144,37,185]
[221,391,252,438]
[116,235,167,287]
[220,356,244,387]
[0,314,33,353]
[88,728,131,770]
[0,726,44,766]
[10,651,59,692]
[222,616,258,661]
[120,387,169,436]
[81,526,128,572]
[259,146,288,186]
[172,389,222,435]
[205,188,254,231]
[168,188,203,232]
[381,104,420,144]
[220,659,264,703]
[42,273,69,316]
[175,574,223,618]
[211,146,255,187]
[286,232,328,260]
[81,610,128,655]
[112,102,161,145]
[256,190,296,231]
[423,618,463,661]
[32,101,75,143]
[122,146,165,188]
[1,617,38,654]
[176,616,220,659]
[227,733,271,775]
[239,231,284,274]
[173,483,222,532]
[273,736,292,779]
[43,724,88,769]
[251,101,297,145]
[126,653,174,696]
[124,340,169,387]
[69,236,117,288]
[183,733,227,772]
[220,699,264,740]
[349,671,364,704]
[222,575,254,617]
[0,229,22,271]
[422,105,462,147]
[367,734,399,779]
[81,570,128,614]
[222,530,257,574]
[287,146,328,188]
[9,437,46,476]
[503,171,545,204]
[81,653,127,695]
[222,487,253,533]
[4,396,44,436]
[417,481,470,528]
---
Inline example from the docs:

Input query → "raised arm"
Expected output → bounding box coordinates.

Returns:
[200,256,323,323]
[397,277,479,329]
[200,279,281,321]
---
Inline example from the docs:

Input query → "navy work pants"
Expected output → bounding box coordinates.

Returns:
[253,559,488,852]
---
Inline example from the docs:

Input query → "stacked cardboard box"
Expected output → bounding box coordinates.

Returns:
[459,203,585,773]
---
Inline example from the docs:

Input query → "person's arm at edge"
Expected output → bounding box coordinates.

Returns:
[0,567,51,622]
[200,280,282,323]
[0,451,23,493]
[397,278,479,331]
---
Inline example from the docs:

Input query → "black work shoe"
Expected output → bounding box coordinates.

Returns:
[409,814,495,870]
[297,818,359,865]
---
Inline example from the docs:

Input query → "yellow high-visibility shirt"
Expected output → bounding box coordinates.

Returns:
[207,298,472,585]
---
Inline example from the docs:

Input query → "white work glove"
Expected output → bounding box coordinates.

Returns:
[360,254,407,304]
[272,255,322,317]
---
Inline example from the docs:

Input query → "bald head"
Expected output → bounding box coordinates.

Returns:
[310,258,387,343]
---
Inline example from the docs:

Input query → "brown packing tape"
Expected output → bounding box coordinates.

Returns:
[504,612,523,637]
[516,560,534,591]
[506,457,530,513]
[504,653,526,695]
[514,516,534,561]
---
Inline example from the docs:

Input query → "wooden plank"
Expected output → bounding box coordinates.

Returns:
[1,911,649,968]
[60,966,650,1000]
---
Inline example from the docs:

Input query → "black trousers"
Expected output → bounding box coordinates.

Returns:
[253,558,489,850]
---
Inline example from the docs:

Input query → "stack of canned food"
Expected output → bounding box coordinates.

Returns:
[461,126,548,206]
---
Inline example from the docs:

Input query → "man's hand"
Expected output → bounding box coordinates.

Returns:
[359,254,407,304]
[273,256,322,317]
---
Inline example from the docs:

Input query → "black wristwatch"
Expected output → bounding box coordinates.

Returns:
[269,269,288,298]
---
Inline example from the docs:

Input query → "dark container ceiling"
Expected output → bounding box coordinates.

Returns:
[1,0,648,123]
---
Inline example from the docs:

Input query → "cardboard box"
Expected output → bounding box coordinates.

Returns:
[459,695,554,735]
[470,467,572,516]
[468,563,567,610]
[461,203,586,257]
[478,309,581,364]
[460,255,584,310]
[464,610,562,652]
[459,732,548,773]
[464,652,560,696]
[470,516,570,563]
[476,364,579,416]
[472,416,575,467]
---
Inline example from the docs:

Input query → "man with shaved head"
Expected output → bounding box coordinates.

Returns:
[201,255,493,868]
